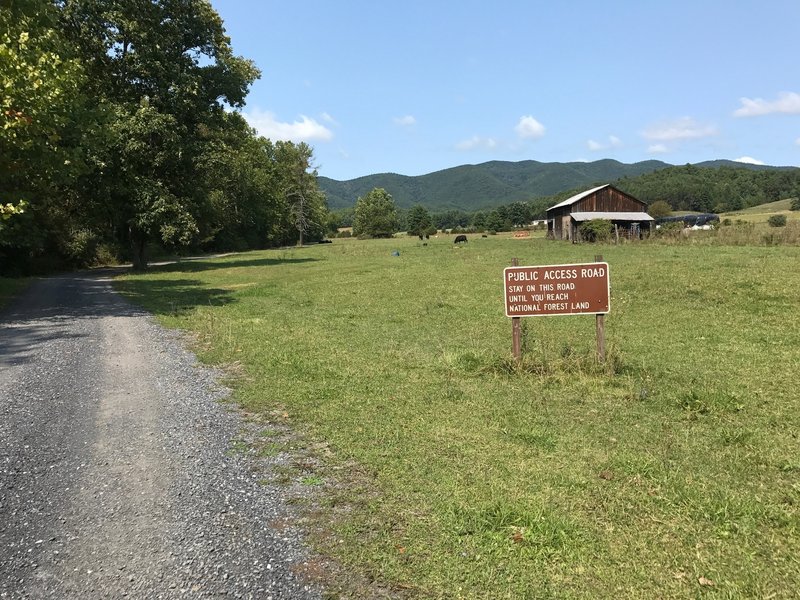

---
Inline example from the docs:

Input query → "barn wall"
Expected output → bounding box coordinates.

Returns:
[546,186,650,241]
[574,187,647,213]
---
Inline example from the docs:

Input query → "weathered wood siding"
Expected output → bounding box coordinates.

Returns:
[572,187,647,213]
[546,185,649,240]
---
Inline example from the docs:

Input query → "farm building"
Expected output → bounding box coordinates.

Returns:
[547,184,654,241]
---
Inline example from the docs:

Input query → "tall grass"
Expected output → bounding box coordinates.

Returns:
[652,220,800,246]
[117,237,800,598]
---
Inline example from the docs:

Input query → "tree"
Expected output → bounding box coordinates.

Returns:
[192,115,282,251]
[506,202,530,227]
[59,0,260,269]
[353,188,398,238]
[1,0,90,272]
[275,141,327,246]
[406,204,433,237]
[647,200,672,219]
[485,210,506,231]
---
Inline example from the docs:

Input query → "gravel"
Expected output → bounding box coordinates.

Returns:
[0,271,324,599]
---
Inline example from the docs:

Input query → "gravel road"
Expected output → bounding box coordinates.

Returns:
[0,271,323,599]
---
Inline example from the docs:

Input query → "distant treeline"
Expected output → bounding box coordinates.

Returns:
[614,164,800,213]
[332,164,800,231]
[332,199,551,233]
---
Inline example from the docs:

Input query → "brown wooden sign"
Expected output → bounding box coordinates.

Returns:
[504,262,610,317]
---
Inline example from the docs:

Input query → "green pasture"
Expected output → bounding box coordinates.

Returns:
[0,276,30,311]
[723,198,799,225]
[116,235,800,598]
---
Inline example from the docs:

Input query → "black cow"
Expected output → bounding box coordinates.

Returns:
[453,234,468,244]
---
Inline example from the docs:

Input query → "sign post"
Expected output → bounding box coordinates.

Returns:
[503,260,610,362]
[511,258,521,361]
[595,254,606,363]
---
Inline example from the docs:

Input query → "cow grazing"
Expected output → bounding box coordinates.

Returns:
[453,234,468,244]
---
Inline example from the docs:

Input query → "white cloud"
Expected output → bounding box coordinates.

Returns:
[642,117,717,141]
[647,144,669,154]
[587,135,623,151]
[733,156,765,165]
[242,109,333,142]
[321,112,338,125]
[587,139,603,151]
[795,137,800,146]
[393,115,416,126]
[733,92,800,117]
[515,115,546,139]
[455,136,497,151]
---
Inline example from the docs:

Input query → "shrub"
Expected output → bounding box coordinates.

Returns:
[791,198,800,211]
[647,200,672,219]
[578,219,613,242]
[653,221,685,240]
[768,215,787,227]
[94,243,121,266]
[61,229,99,266]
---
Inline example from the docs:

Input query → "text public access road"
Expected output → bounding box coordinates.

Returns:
[504,262,610,317]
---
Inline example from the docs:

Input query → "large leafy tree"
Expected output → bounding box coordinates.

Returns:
[193,112,284,250]
[274,141,327,246]
[59,0,260,268]
[0,0,90,271]
[353,188,398,238]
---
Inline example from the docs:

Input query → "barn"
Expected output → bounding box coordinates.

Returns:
[547,184,654,242]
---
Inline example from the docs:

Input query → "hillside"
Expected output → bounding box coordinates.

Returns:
[320,158,800,212]
[320,159,672,211]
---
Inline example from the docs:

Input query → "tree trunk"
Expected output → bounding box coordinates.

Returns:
[130,228,148,271]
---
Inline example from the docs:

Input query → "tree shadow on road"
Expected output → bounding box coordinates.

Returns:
[113,277,235,317]
[146,255,318,274]
[0,272,235,366]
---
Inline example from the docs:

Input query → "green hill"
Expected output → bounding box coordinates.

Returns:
[320,159,671,211]
[732,199,792,214]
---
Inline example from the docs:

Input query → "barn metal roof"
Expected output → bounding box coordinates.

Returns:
[547,184,610,211]
[571,211,654,222]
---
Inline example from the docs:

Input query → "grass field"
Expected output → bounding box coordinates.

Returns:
[0,276,30,311]
[115,235,800,598]
[722,199,800,226]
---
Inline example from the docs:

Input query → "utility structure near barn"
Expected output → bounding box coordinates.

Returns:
[547,184,654,242]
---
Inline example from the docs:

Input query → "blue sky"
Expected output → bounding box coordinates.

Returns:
[211,0,800,181]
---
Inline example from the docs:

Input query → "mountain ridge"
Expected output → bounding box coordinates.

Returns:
[319,158,797,212]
